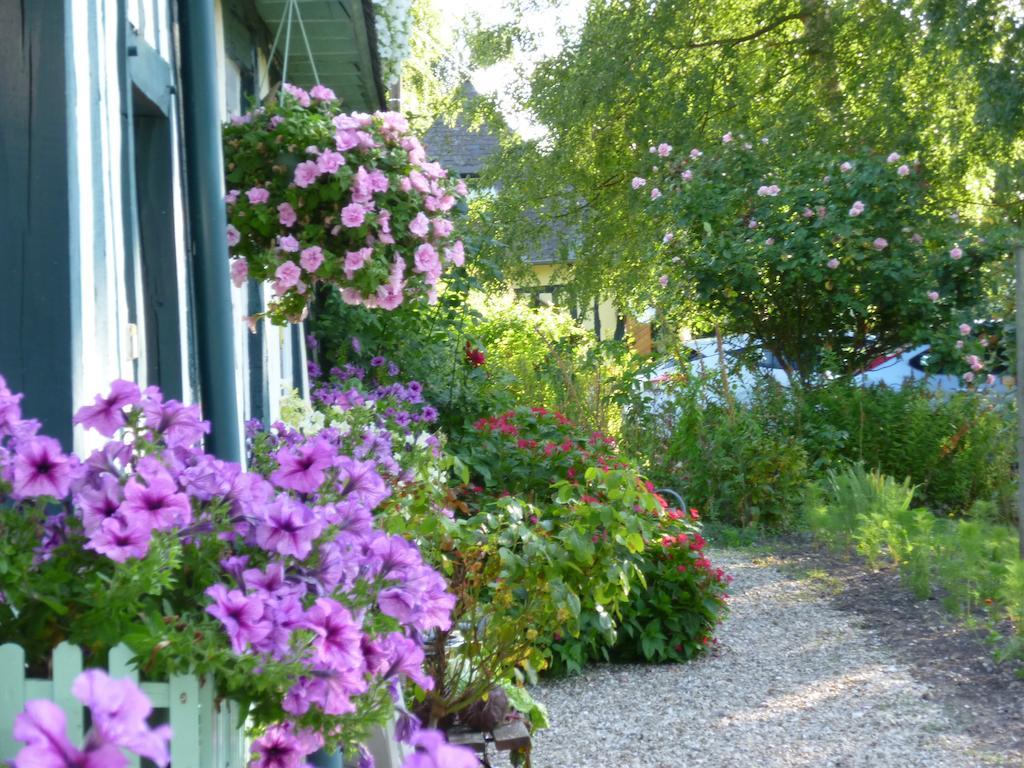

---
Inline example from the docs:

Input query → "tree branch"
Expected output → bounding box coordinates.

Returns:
[673,12,809,50]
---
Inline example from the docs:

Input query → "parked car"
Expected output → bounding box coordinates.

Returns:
[635,335,790,410]
[853,344,1009,393]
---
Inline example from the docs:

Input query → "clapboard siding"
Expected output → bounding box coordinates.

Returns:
[0,0,74,448]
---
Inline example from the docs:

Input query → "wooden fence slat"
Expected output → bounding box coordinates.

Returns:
[0,643,26,761]
[169,673,200,768]
[141,681,171,707]
[198,677,216,767]
[52,642,84,747]
[108,645,141,768]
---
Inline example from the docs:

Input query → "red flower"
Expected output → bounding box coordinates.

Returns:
[689,507,700,520]
[464,341,485,367]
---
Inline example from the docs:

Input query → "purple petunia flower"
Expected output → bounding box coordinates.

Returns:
[270,438,334,494]
[72,669,172,767]
[141,392,209,447]
[254,495,323,559]
[75,474,124,534]
[303,597,365,671]
[13,699,125,768]
[335,456,390,512]
[12,436,73,500]
[205,583,272,654]
[84,515,153,562]
[118,458,192,531]
[403,729,479,768]
[248,723,323,768]
[73,379,141,436]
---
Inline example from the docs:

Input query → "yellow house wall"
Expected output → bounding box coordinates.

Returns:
[516,264,621,342]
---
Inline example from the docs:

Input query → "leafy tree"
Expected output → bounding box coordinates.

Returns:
[463,0,1024,347]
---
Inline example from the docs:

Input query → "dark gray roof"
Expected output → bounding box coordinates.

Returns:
[423,115,501,177]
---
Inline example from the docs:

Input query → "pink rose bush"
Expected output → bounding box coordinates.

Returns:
[223,84,467,324]
[0,372,477,766]
[634,136,1001,378]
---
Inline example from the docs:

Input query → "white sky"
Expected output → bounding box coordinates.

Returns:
[437,0,588,138]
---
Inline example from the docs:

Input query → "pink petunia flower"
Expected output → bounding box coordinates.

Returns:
[278,202,297,228]
[274,261,302,295]
[230,258,248,288]
[279,235,300,253]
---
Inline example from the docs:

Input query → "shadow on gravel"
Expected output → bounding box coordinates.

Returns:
[766,537,1024,766]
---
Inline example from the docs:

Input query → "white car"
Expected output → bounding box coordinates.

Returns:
[853,344,1009,393]
[636,335,790,410]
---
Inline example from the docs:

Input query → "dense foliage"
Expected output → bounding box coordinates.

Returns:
[465,0,1024,314]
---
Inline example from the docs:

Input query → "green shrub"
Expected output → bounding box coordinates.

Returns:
[454,406,729,674]
[621,368,810,529]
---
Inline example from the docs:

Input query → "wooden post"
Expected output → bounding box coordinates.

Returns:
[1016,244,1024,558]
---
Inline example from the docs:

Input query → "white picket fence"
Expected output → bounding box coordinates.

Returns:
[0,641,248,767]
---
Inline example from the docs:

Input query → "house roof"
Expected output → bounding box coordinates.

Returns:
[254,0,386,112]
[423,84,502,177]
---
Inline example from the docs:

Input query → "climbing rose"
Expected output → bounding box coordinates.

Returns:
[722,132,733,143]
[872,237,888,250]
[827,258,840,270]
[650,188,662,200]
[887,152,901,163]
[657,143,672,157]
[897,164,910,176]
[927,291,940,302]
[840,161,853,172]
[950,245,963,260]
[959,323,972,335]
[631,177,646,189]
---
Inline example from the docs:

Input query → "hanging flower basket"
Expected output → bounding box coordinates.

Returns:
[223,83,467,325]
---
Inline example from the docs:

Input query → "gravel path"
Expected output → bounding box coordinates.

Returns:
[519,549,1011,768]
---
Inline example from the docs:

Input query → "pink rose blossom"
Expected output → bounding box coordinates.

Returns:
[343,247,372,278]
[341,203,366,228]
[316,150,345,174]
[309,84,337,101]
[631,177,646,189]
[827,258,840,269]
[294,161,320,188]
[872,237,888,250]
[444,240,465,267]
[803,208,815,218]
[246,187,270,204]
[949,245,963,260]
[765,238,775,246]
[681,170,693,181]
[897,164,910,176]
[840,161,853,172]
[722,132,733,143]
[650,188,662,200]
[278,202,297,228]
[274,261,302,294]
[987,374,997,386]
[689,148,702,158]
[300,246,324,272]
[849,200,865,217]
[409,212,430,238]
[886,152,901,163]
[927,291,940,302]
[230,258,248,287]
[283,83,311,107]
[962,371,975,383]
[657,143,672,157]
[663,232,674,244]
[748,219,758,229]
[757,184,780,197]
[955,339,964,349]
[658,275,669,287]
[959,323,972,335]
